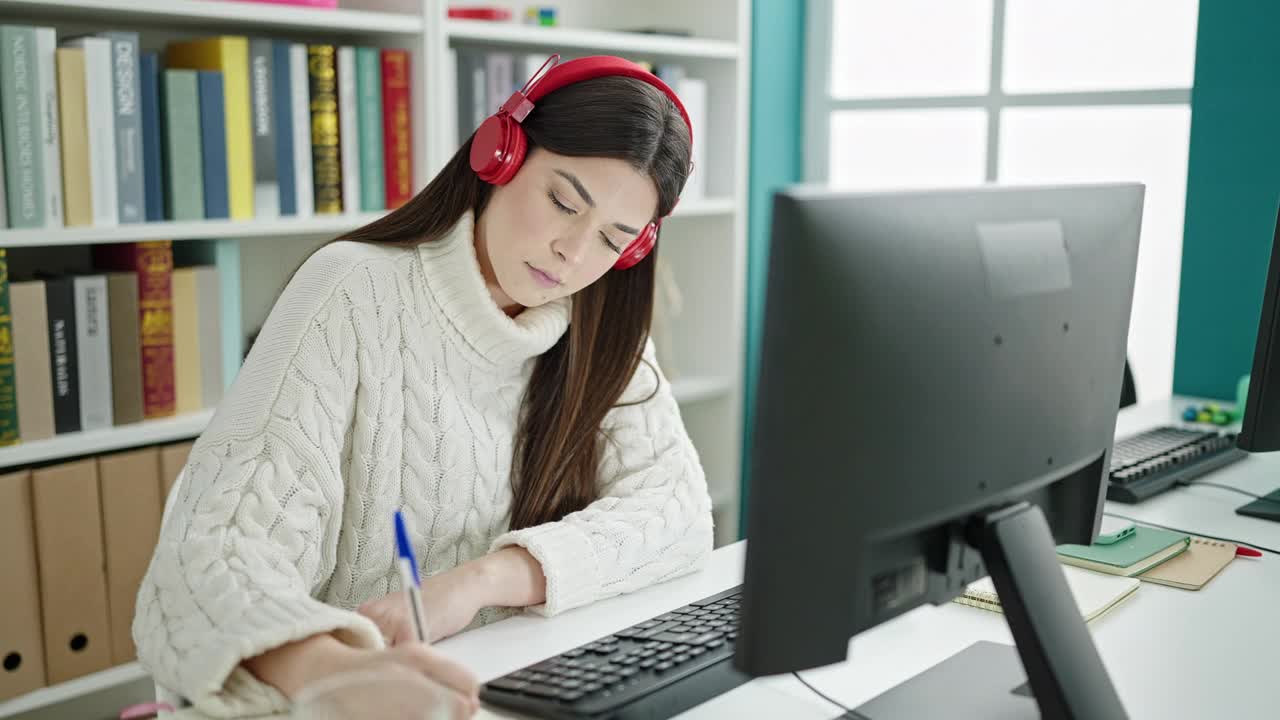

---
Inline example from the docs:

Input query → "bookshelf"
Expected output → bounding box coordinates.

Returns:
[0,0,749,713]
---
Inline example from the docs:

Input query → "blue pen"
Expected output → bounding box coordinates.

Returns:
[394,510,429,643]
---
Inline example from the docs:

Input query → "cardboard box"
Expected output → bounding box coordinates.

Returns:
[159,440,194,509]
[31,458,113,683]
[0,470,47,700]
[98,447,163,664]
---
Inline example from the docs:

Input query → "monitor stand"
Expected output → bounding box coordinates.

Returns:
[847,502,1127,720]
[1236,488,1280,523]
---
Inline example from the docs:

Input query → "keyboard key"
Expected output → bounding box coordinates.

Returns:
[655,662,674,673]
[657,651,675,661]
[582,682,603,694]
[598,673,621,685]
[614,627,647,639]
[531,661,559,672]
[637,620,662,629]
[639,658,658,669]
[562,691,585,702]
[658,612,685,622]
[528,672,551,683]
[599,664,622,674]
[644,641,664,650]
[598,644,620,654]
[670,625,692,633]
[619,656,640,666]
[561,668,584,679]
[560,679,584,690]
[653,632,700,644]
[727,631,738,640]
[617,667,640,678]
[689,646,707,657]
[523,683,562,699]
[638,649,656,658]
[673,654,691,664]
[510,670,537,681]
[562,648,585,658]
[487,677,528,692]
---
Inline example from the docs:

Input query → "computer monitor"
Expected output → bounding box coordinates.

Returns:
[735,183,1144,719]
[1234,202,1280,522]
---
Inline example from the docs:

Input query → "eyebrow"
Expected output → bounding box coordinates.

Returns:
[554,168,643,237]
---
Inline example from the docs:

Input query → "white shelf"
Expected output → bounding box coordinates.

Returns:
[672,376,734,405]
[0,0,423,35]
[0,212,388,248]
[447,20,740,60]
[671,197,736,218]
[0,662,147,718]
[0,410,214,470]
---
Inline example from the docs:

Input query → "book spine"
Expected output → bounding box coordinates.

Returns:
[100,32,144,224]
[197,71,229,219]
[381,49,412,210]
[44,277,80,434]
[105,273,143,425]
[272,40,296,216]
[67,38,118,227]
[34,28,62,228]
[337,46,359,215]
[73,275,112,430]
[249,37,279,218]
[355,47,384,212]
[161,70,203,221]
[135,242,175,418]
[289,44,313,217]
[485,53,513,126]
[0,250,18,445]
[307,45,341,214]
[55,48,91,226]
[139,52,164,221]
[10,281,54,441]
[170,268,202,414]
[1,26,46,229]
[0,128,7,226]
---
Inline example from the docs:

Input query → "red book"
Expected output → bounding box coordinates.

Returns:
[94,242,175,419]
[381,49,413,210]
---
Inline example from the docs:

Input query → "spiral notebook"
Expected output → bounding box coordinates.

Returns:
[954,565,1140,622]
[1137,537,1236,590]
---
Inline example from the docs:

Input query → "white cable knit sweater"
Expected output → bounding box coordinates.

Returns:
[133,211,714,717]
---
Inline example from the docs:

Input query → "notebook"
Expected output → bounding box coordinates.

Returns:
[954,565,1140,622]
[1057,525,1190,576]
[1138,537,1236,590]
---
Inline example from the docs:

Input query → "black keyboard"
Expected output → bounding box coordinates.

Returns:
[480,585,748,719]
[1107,426,1247,503]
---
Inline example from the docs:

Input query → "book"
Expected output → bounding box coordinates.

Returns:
[307,44,341,214]
[249,37,279,218]
[95,243,175,419]
[171,267,203,414]
[1,25,46,228]
[197,71,229,219]
[0,131,6,226]
[161,69,204,221]
[166,36,254,219]
[105,272,144,425]
[1138,536,1237,590]
[676,77,707,200]
[337,46,359,215]
[955,564,1140,623]
[10,280,54,441]
[288,43,313,217]
[455,49,486,141]
[62,37,118,227]
[485,52,514,125]
[34,27,62,228]
[381,48,412,210]
[139,52,164,221]
[98,32,144,224]
[193,265,223,408]
[97,447,163,664]
[1058,525,1191,577]
[43,275,80,434]
[356,46,384,212]
[0,250,17,445]
[55,47,91,227]
[73,274,113,431]
[272,40,296,216]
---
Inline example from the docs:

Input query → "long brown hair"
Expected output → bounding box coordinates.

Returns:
[336,76,692,530]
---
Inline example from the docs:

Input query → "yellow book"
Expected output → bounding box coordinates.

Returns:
[170,267,203,414]
[165,37,254,219]
[55,47,92,227]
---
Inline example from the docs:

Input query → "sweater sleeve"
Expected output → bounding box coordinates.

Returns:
[132,247,385,717]
[490,339,715,616]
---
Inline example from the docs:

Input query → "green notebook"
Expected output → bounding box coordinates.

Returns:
[1057,526,1190,577]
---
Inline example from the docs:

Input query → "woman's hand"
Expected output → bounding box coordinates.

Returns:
[359,566,488,644]
[291,643,479,720]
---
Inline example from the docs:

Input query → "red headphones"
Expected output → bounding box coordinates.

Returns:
[469,54,694,270]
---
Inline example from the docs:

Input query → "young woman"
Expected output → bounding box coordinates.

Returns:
[133,55,712,718]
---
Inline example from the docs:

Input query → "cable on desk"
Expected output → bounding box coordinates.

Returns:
[1177,479,1280,505]
[792,671,870,720]
[1103,511,1280,555]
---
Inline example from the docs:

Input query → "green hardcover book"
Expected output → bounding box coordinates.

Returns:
[1,25,46,228]
[355,47,384,212]
[0,249,19,445]
[161,69,204,221]
[1057,525,1190,577]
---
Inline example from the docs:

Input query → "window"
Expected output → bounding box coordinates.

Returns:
[806,0,1199,399]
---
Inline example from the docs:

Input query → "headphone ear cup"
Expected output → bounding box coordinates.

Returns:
[614,223,658,270]
[470,114,528,184]
[490,121,529,186]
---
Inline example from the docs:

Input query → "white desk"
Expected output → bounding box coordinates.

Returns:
[438,396,1280,720]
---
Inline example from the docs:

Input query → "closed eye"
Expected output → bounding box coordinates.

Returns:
[601,233,622,254]
[548,190,576,215]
